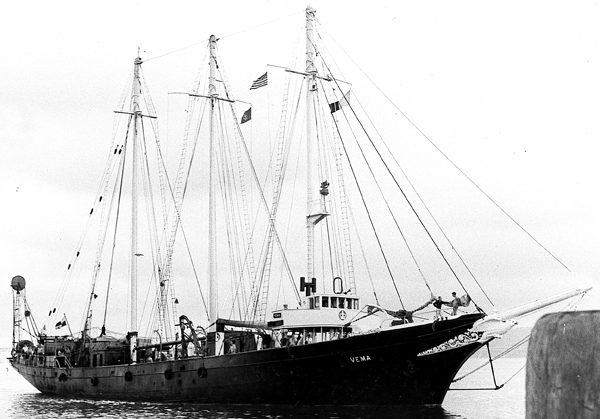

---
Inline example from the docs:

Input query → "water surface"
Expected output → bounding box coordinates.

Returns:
[0,357,526,418]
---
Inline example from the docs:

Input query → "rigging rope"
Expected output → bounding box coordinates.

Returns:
[232,97,303,306]
[346,203,380,305]
[455,292,586,385]
[45,71,134,332]
[101,141,128,330]
[138,116,167,339]
[316,20,571,277]
[327,101,404,308]
[100,117,131,332]
[316,27,488,304]
[220,10,303,41]
[143,10,302,64]
[313,37,482,311]
[453,336,529,383]
[323,77,434,297]
[314,89,355,289]
[157,45,212,324]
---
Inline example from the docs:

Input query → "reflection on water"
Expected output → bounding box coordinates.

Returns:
[0,357,527,419]
[3,394,464,419]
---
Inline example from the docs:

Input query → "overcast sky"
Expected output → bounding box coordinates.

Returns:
[1,1,599,346]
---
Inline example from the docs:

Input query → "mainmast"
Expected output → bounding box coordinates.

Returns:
[131,55,142,332]
[207,35,224,354]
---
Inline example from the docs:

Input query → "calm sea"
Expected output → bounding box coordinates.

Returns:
[0,354,526,419]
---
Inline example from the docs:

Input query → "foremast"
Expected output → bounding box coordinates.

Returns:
[305,6,328,284]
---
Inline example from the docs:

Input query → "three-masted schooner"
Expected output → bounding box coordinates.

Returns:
[10,6,589,405]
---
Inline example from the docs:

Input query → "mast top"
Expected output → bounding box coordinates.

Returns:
[208,35,218,98]
[135,46,142,65]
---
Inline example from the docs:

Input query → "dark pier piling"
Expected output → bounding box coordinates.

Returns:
[526,311,600,419]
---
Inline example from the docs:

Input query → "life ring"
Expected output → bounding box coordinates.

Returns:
[58,373,67,382]
[124,371,133,382]
[164,369,173,380]
[90,377,99,386]
[197,367,207,378]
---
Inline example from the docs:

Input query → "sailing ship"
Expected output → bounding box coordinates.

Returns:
[10,6,590,405]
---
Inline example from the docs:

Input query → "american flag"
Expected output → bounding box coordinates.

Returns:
[250,72,268,90]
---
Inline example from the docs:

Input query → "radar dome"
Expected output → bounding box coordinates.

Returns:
[11,275,26,292]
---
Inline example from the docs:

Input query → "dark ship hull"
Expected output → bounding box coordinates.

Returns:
[10,313,483,405]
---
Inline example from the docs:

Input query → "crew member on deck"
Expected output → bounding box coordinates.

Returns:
[451,292,461,315]
[433,296,448,320]
[227,340,237,354]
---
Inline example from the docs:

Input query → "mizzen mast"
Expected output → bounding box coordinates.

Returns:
[208,34,218,326]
